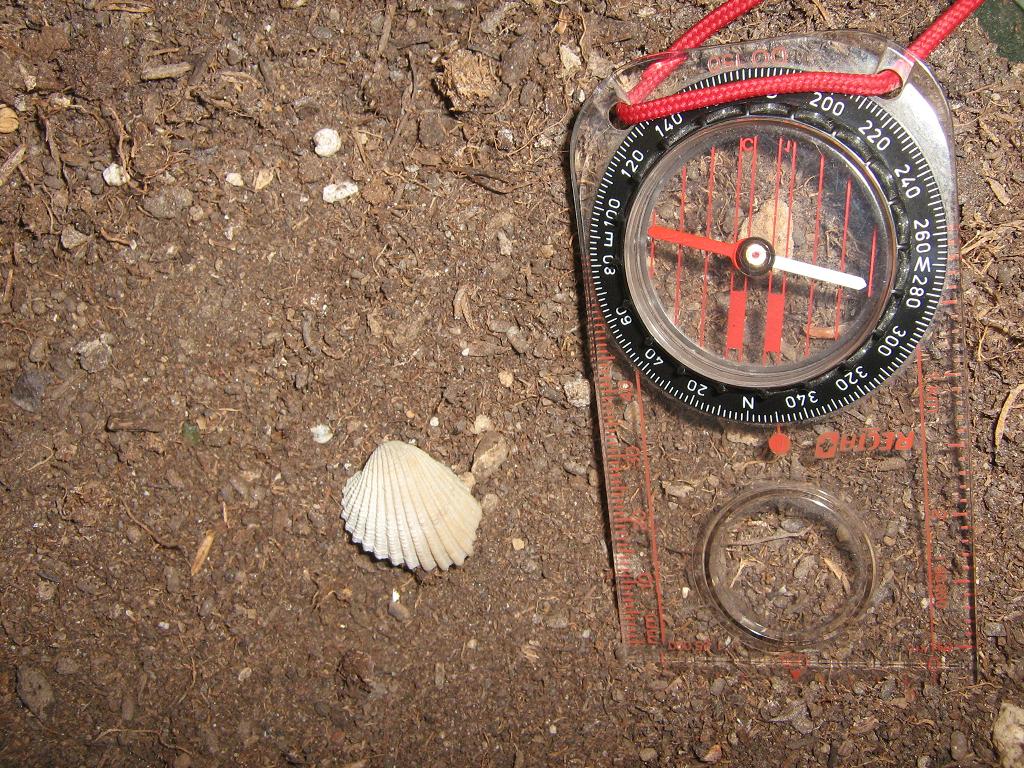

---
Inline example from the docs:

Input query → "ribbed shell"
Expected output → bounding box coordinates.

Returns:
[342,441,482,571]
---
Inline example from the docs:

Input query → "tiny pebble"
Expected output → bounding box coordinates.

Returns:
[11,370,48,413]
[471,433,509,479]
[993,702,1024,767]
[60,224,89,250]
[102,163,128,186]
[225,172,245,187]
[314,127,342,157]
[388,599,411,622]
[639,747,658,762]
[323,181,359,203]
[16,665,54,718]
[498,371,514,387]
[310,424,334,444]
[563,378,592,408]
[512,537,526,551]
[471,414,494,434]
[949,731,969,762]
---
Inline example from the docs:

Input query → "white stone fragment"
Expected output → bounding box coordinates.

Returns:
[310,424,334,444]
[322,181,359,203]
[313,127,342,157]
[102,163,128,186]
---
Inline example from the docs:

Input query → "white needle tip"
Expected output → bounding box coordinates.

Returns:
[773,256,867,291]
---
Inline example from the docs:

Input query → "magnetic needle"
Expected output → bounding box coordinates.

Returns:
[582,52,953,424]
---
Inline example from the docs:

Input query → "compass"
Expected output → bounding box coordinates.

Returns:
[572,30,976,676]
[585,60,951,424]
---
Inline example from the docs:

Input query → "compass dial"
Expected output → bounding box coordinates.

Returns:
[589,69,949,423]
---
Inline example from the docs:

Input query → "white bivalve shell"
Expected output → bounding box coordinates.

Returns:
[342,441,481,572]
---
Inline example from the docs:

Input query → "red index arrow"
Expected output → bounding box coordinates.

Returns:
[648,225,739,265]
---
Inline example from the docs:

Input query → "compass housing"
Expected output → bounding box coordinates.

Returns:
[571,33,958,424]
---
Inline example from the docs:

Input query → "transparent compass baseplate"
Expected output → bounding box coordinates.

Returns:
[571,33,977,679]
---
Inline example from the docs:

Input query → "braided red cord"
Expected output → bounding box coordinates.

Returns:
[628,0,765,103]
[617,0,987,125]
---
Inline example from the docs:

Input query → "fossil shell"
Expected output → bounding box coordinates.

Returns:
[342,441,481,572]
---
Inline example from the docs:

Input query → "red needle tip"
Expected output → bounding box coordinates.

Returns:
[648,225,739,261]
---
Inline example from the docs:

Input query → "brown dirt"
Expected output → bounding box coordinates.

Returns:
[0,1,1022,766]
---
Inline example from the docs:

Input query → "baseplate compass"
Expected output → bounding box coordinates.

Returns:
[572,33,977,679]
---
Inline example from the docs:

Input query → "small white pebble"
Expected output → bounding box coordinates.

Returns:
[238,667,253,682]
[310,424,334,444]
[429,416,440,427]
[314,127,342,157]
[322,181,359,203]
[512,537,526,551]
[225,172,244,187]
[102,163,128,186]
[157,621,170,630]
[471,414,494,435]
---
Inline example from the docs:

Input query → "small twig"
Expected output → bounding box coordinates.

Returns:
[729,557,758,589]
[726,529,809,548]
[123,504,183,553]
[822,556,851,594]
[300,312,322,356]
[141,62,193,82]
[438,165,523,195]
[0,144,26,187]
[101,104,130,179]
[93,728,192,755]
[1,267,12,305]
[377,0,397,57]
[172,656,198,707]
[96,0,154,12]
[98,227,133,246]
[190,530,216,576]
[995,382,1024,454]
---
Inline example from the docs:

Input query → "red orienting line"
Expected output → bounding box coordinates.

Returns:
[616,0,987,125]
[771,137,784,246]
[765,137,785,297]
[762,137,785,360]
[765,141,798,359]
[698,147,718,348]
[732,138,747,240]
[867,227,878,297]
[833,178,853,340]
[674,166,688,325]
[784,142,798,260]
[745,137,761,236]
[804,153,826,357]
[726,137,750,358]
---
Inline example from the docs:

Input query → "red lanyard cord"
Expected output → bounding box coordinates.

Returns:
[616,0,987,125]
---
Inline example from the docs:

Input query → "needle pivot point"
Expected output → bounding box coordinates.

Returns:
[735,237,774,277]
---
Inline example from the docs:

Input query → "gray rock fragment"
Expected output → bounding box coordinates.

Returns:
[11,370,48,412]
[16,665,54,717]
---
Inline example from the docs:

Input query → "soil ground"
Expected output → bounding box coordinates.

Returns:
[1,1,1023,766]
